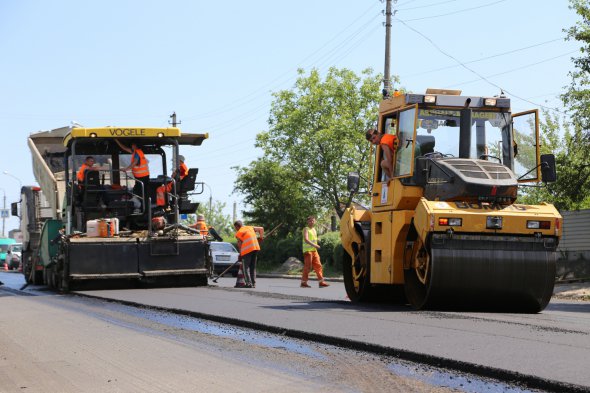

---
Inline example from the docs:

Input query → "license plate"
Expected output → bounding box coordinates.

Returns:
[216,255,230,261]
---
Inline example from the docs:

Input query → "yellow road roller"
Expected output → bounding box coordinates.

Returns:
[341,89,561,312]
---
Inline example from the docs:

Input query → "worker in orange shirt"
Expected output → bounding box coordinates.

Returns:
[366,128,397,179]
[233,220,264,288]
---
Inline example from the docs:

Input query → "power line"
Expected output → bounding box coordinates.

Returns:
[446,50,577,88]
[402,37,565,78]
[395,16,566,112]
[398,0,460,11]
[182,3,381,122]
[395,0,507,22]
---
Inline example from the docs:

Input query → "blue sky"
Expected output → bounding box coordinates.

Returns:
[0,0,580,233]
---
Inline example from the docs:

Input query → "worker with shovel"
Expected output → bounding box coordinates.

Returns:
[233,220,264,289]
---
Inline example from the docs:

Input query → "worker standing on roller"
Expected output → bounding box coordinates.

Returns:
[233,220,264,289]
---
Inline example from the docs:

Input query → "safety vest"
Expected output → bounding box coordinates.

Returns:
[132,148,150,178]
[380,134,396,151]
[195,220,208,236]
[302,227,318,253]
[179,162,188,180]
[235,226,260,256]
[77,163,91,183]
[155,185,166,206]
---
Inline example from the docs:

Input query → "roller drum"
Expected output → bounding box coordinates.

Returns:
[412,234,557,312]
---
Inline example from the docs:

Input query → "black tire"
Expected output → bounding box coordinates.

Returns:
[403,237,431,310]
[342,241,377,302]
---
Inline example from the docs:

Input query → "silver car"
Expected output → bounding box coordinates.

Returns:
[210,241,239,276]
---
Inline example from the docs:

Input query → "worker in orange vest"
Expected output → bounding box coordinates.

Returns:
[116,139,150,211]
[165,155,188,193]
[76,156,98,185]
[366,128,397,180]
[190,214,209,236]
[233,220,264,288]
[156,155,189,206]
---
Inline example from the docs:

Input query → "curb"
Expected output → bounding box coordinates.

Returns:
[257,273,343,282]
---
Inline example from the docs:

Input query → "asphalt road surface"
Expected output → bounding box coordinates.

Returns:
[1,271,589,392]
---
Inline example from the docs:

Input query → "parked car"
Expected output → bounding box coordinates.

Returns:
[5,242,22,270]
[0,238,16,265]
[210,241,240,276]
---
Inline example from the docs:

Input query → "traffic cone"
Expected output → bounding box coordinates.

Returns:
[234,262,246,288]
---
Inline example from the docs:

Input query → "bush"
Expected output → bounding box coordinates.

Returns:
[255,230,344,276]
[318,231,341,266]
[257,235,302,270]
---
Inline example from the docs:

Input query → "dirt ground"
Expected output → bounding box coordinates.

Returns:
[553,280,590,301]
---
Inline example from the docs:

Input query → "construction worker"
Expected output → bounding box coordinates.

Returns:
[233,220,264,289]
[301,215,330,288]
[115,139,150,210]
[166,155,188,192]
[76,156,97,185]
[190,214,208,236]
[366,128,397,179]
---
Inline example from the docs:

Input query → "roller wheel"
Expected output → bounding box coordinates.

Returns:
[404,237,431,309]
[343,241,377,302]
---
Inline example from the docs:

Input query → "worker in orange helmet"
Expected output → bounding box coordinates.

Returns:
[233,220,264,289]
[366,128,397,179]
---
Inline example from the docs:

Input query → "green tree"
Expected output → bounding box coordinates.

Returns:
[183,200,234,239]
[233,159,317,236]
[563,0,590,134]
[250,67,381,219]
[519,111,590,210]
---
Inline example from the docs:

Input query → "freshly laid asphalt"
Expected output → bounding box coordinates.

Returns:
[2,271,589,392]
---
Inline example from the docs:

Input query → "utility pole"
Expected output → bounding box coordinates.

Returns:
[232,202,237,224]
[169,112,181,127]
[383,0,393,97]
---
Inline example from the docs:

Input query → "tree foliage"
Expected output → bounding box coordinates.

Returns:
[233,159,317,236]
[237,67,381,228]
[563,0,590,134]
[183,200,234,239]
[519,111,590,210]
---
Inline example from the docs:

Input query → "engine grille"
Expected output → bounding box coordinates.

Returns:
[447,159,512,180]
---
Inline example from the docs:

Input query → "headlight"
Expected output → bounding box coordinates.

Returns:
[439,217,462,226]
[484,98,497,106]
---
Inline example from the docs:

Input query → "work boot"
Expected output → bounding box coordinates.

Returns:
[300,282,311,288]
[319,281,330,288]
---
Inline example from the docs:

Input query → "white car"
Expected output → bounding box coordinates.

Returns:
[210,241,239,276]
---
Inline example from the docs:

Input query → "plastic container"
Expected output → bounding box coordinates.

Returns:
[86,220,100,237]
[98,219,116,238]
